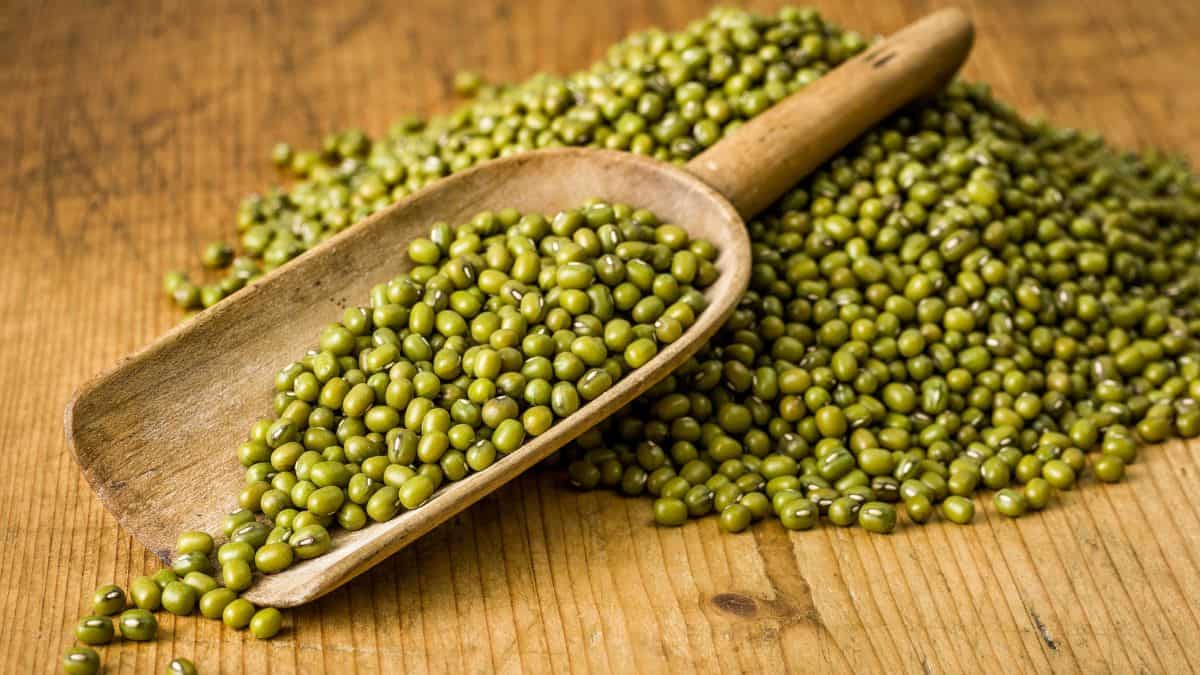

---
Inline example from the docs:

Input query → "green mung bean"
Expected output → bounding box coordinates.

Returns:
[167,657,199,675]
[74,616,114,646]
[91,584,125,616]
[63,648,101,675]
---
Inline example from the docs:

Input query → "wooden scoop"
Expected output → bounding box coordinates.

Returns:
[66,9,973,607]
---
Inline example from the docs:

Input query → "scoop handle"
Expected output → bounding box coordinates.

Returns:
[685,8,974,219]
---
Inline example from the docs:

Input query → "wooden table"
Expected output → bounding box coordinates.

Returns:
[4,0,1199,672]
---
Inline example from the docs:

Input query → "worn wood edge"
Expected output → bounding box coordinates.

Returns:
[64,147,752,606]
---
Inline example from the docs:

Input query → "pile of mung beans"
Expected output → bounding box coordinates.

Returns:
[70,5,1200,673]
[235,201,718,571]
[569,76,1200,532]
[64,532,282,674]
[167,3,1200,540]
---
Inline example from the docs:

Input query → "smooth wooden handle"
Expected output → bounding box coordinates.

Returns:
[686,8,974,218]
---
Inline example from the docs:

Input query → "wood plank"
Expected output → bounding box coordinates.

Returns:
[1,0,1199,672]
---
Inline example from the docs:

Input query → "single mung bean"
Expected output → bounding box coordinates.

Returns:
[200,588,238,620]
[250,607,284,639]
[994,489,1028,518]
[222,559,254,591]
[718,504,753,533]
[176,530,215,555]
[904,495,933,524]
[92,584,126,616]
[653,497,688,526]
[779,499,818,531]
[130,576,162,611]
[256,542,295,573]
[74,616,115,645]
[1042,460,1076,490]
[1024,478,1052,510]
[940,496,975,525]
[167,657,199,675]
[162,581,198,616]
[827,497,859,526]
[223,598,257,629]
[117,609,158,641]
[222,509,256,537]
[218,541,256,565]
[858,502,897,534]
[152,569,178,589]
[1094,455,1126,483]
[172,551,212,576]
[63,648,101,675]
[291,524,332,559]
[182,571,218,596]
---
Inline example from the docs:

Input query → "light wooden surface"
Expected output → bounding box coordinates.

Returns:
[3,0,1200,672]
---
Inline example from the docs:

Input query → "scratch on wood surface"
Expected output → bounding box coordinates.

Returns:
[711,592,757,618]
[1030,610,1058,651]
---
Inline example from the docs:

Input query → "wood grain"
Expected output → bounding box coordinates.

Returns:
[2,0,1199,672]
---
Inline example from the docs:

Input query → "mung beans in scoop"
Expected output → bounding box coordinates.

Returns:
[238,201,719,570]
